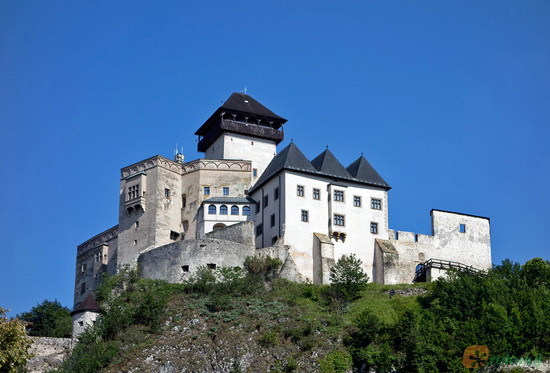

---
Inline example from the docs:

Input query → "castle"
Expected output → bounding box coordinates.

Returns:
[71,92,492,335]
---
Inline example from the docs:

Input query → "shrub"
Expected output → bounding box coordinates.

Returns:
[258,331,279,347]
[244,256,283,282]
[319,350,353,373]
[0,307,32,373]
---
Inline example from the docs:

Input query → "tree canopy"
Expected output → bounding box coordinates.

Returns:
[17,300,72,338]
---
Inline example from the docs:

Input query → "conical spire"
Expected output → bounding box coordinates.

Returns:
[346,155,391,189]
[310,149,352,179]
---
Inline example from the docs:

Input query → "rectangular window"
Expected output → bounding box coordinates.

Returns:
[270,213,276,227]
[80,283,86,294]
[264,195,269,208]
[255,224,263,237]
[334,190,344,202]
[459,224,466,233]
[371,198,382,210]
[207,263,217,270]
[181,265,189,272]
[272,236,278,244]
[313,188,320,200]
[334,214,345,226]
[370,222,379,234]
[170,231,180,240]
[353,196,362,207]
[128,184,140,200]
[297,185,304,197]
[255,201,261,214]
[301,210,309,222]
[135,221,139,228]
[203,186,210,195]
[274,187,279,200]
[253,168,258,177]
[81,263,86,273]
[182,195,186,208]
[164,188,170,198]
[223,187,229,196]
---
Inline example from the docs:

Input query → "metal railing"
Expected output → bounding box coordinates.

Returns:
[413,258,483,282]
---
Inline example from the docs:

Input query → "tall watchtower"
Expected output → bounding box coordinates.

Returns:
[195,93,287,183]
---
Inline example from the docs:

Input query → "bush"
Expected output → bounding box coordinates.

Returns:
[0,307,32,373]
[258,331,279,347]
[319,350,353,373]
[244,256,283,282]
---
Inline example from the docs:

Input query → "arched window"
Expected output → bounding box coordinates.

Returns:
[220,205,228,215]
[231,205,239,215]
[242,206,250,216]
[208,205,216,215]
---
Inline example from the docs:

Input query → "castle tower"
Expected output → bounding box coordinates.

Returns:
[195,93,287,183]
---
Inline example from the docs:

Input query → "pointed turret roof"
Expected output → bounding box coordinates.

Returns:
[70,294,100,316]
[249,142,317,193]
[310,148,352,179]
[250,143,391,193]
[346,155,391,189]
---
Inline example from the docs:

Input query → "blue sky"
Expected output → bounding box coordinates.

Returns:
[1,1,548,316]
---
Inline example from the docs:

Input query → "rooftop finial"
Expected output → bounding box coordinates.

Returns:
[361,152,364,156]
[326,144,329,149]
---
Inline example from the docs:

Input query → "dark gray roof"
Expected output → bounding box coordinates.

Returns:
[249,143,391,193]
[249,142,318,193]
[203,197,256,204]
[71,294,100,315]
[346,155,391,189]
[221,93,285,121]
[310,149,352,179]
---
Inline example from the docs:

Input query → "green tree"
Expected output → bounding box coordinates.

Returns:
[329,254,369,301]
[0,307,33,373]
[17,300,72,338]
[521,258,550,288]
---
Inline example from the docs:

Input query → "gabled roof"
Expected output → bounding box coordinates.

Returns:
[249,142,317,193]
[71,294,100,315]
[346,155,391,189]
[310,149,352,179]
[221,93,285,121]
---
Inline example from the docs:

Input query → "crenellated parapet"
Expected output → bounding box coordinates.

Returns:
[120,155,252,180]
[121,155,184,179]
[182,158,251,173]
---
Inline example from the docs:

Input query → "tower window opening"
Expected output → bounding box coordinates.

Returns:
[459,224,466,233]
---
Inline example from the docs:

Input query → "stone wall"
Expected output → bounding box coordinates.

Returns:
[137,238,255,282]
[375,210,492,284]
[26,337,73,373]
[205,221,255,247]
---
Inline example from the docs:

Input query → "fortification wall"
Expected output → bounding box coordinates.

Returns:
[376,210,492,284]
[205,221,255,246]
[137,238,255,282]
[26,336,73,373]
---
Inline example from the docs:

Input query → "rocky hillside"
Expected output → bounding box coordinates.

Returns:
[54,258,550,373]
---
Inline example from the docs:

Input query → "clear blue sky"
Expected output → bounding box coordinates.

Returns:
[1,1,548,316]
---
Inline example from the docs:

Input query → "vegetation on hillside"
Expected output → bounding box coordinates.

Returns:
[52,257,549,373]
[0,307,33,373]
[17,300,72,338]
